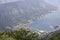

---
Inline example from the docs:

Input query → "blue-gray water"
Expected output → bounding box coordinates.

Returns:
[31,0,60,32]
[0,0,60,32]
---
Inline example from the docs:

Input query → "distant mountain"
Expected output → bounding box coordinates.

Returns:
[0,0,56,31]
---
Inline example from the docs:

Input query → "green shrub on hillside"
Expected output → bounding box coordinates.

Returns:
[0,29,60,40]
[0,29,42,40]
[49,32,60,40]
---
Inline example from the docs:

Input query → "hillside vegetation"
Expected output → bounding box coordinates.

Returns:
[0,29,60,40]
[0,29,42,40]
[49,32,60,40]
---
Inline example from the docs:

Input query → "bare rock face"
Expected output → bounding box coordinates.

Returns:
[0,0,56,31]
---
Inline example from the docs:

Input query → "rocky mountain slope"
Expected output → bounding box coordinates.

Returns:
[43,29,60,40]
[49,31,60,40]
[0,0,56,31]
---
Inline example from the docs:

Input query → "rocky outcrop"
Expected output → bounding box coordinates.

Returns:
[43,29,60,40]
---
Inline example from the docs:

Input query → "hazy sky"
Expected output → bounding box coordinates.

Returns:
[0,0,19,4]
[0,0,59,7]
[44,0,60,8]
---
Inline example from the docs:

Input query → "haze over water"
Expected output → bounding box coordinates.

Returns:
[0,0,59,32]
[31,0,60,32]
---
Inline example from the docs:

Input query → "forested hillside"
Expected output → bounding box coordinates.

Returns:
[0,28,60,40]
[0,29,42,40]
[49,31,60,40]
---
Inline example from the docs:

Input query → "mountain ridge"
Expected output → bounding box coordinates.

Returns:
[0,0,56,31]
